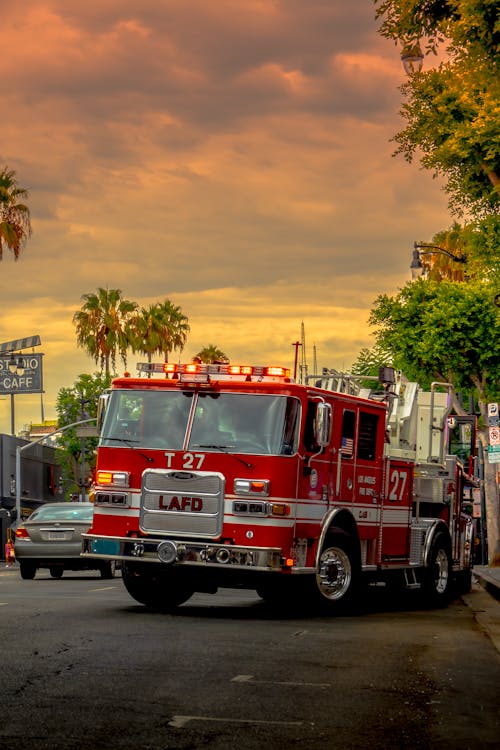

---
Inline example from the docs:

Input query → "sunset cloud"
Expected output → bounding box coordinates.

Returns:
[0,0,450,432]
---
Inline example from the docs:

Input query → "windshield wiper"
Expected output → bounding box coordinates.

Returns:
[194,444,254,469]
[100,436,154,463]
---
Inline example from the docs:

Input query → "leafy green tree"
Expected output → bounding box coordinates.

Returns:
[56,372,111,499]
[370,278,500,564]
[374,0,500,215]
[0,166,32,260]
[193,345,229,364]
[131,300,190,365]
[73,288,138,376]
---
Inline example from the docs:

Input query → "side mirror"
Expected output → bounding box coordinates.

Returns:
[315,402,332,447]
[96,393,110,433]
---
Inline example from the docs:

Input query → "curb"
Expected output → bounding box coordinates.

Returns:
[473,568,500,602]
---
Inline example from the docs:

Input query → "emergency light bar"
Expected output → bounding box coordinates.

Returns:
[136,362,291,383]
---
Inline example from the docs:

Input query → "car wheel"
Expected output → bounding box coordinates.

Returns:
[100,561,116,579]
[49,567,64,579]
[20,562,37,580]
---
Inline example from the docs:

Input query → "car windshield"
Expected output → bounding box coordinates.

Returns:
[100,389,300,455]
[28,505,94,523]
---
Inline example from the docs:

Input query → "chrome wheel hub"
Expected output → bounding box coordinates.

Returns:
[317,546,351,600]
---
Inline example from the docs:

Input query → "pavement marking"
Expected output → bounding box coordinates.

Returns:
[169,715,303,729]
[0,602,8,606]
[88,586,118,592]
[231,674,330,688]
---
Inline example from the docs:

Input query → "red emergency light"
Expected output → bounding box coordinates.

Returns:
[137,362,291,382]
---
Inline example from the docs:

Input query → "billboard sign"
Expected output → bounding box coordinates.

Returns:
[0,354,43,394]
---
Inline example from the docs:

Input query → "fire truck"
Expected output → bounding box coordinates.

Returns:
[81,361,477,612]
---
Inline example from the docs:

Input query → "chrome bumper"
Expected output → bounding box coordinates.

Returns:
[82,533,284,571]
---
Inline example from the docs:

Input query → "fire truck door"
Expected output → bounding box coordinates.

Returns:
[381,461,412,558]
[333,408,356,503]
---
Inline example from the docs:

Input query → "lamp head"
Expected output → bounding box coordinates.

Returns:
[410,246,424,279]
[401,43,424,76]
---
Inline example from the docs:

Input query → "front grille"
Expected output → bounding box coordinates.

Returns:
[140,469,225,539]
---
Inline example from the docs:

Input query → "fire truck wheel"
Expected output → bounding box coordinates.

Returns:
[121,562,194,611]
[311,530,358,611]
[422,533,452,606]
[19,561,37,580]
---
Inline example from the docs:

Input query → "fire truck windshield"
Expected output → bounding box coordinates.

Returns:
[99,389,300,455]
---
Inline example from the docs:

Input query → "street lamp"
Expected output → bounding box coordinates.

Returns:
[15,418,96,525]
[8,353,24,375]
[401,43,424,76]
[410,241,467,280]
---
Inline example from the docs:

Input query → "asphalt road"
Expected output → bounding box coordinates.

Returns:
[0,566,499,750]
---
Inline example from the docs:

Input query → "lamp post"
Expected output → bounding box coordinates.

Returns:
[15,418,96,526]
[7,352,25,435]
[76,392,92,503]
[410,241,468,280]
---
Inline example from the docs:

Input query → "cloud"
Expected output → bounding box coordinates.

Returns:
[0,0,451,432]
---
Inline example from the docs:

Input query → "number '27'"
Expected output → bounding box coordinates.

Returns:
[164,452,205,469]
[388,469,408,503]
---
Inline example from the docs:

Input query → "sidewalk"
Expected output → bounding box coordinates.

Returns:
[473,565,500,601]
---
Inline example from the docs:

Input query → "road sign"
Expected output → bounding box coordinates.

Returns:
[0,354,43,394]
[487,445,500,463]
[489,426,500,446]
[488,402,499,426]
[76,426,99,437]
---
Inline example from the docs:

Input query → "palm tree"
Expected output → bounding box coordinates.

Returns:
[130,304,169,366]
[193,345,229,364]
[131,300,190,364]
[73,288,138,376]
[0,166,32,260]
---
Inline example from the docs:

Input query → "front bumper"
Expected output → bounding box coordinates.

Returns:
[82,533,284,571]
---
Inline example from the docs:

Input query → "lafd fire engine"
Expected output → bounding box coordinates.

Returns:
[82,361,477,612]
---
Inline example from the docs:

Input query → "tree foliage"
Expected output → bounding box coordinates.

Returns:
[193,345,229,364]
[56,372,111,498]
[0,166,32,260]
[369,279,500,412]
[130,301,189,364]
[73,288,138,376]
[374,0,500,215]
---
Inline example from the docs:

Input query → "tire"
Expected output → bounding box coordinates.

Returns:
[306,530,359,613]
[50,567,64,579]
[422,532,453,606]
[121,562,193,611]
[20,562,37,580]
[455,567,473,595]
[100,561,116,579]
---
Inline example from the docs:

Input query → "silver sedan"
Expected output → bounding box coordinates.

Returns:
[13,502,115,580]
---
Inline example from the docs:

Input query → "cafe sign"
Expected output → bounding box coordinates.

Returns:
[0,354,43,394]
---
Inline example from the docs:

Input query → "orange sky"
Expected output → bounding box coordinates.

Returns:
[0,1,451,433]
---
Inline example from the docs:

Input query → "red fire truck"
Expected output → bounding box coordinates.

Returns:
[82,361,477,612]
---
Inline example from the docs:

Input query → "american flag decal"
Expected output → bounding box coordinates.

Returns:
[341,436,354,455]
